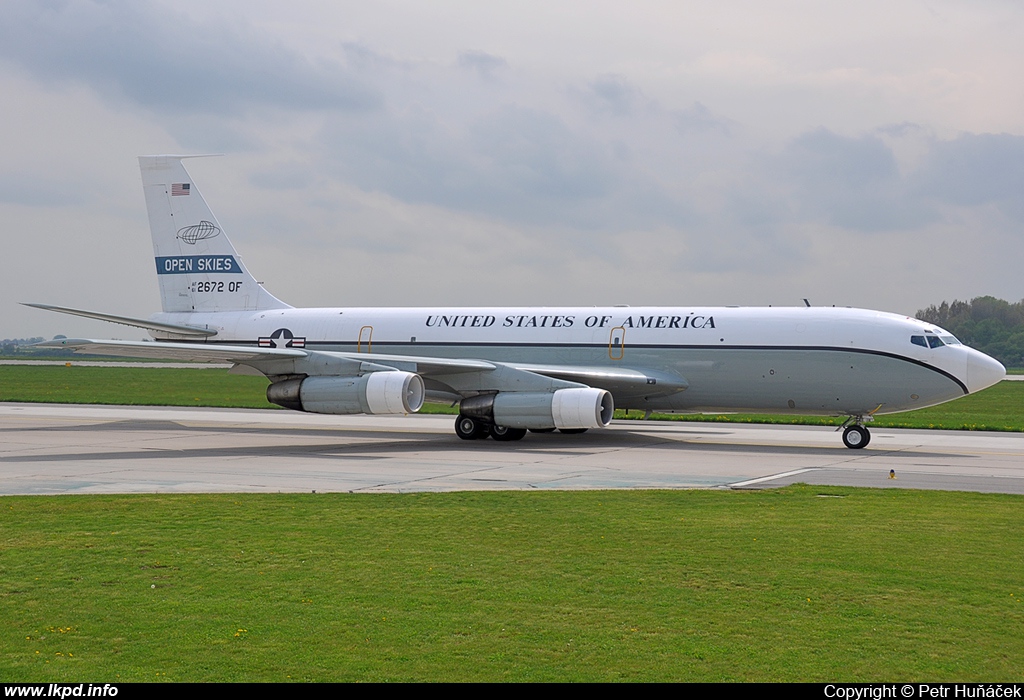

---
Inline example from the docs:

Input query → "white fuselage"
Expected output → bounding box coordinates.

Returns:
[153,305,1005,417]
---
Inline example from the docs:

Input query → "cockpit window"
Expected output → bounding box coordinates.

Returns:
[911,334,960,349]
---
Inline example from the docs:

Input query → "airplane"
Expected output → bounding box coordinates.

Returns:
[27,155,1006,449]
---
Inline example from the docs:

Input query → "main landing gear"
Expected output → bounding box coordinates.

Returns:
[455,414,526,441]
[838,416,872,449]
[455,414,490,440]
[454,415,587,441]
[490,424,528,442]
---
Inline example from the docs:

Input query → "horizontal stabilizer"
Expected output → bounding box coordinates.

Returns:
[22,303,217,337]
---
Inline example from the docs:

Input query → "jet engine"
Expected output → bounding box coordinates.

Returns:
[267,372,425,415]
[460,387,613,430]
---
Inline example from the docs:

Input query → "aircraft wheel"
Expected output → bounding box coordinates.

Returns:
[491,425,527,441]
[559,428,589,435]
[455,415,488,440]
[529,428,556,433]
[842,425,870,449]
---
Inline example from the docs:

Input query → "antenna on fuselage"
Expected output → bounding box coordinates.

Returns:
[803,298,811,307]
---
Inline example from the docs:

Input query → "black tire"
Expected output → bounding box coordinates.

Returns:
[455,415,487,440]
[491,425,527,441]
[842,425,870,449]
[558,428,589,435]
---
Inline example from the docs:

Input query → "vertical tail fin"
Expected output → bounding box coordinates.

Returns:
[139,155,290,313]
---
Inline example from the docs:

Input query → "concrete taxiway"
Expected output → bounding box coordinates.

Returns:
[2,403,1023,495]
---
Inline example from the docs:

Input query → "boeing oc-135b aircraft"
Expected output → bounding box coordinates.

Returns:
[29,156,1006,448]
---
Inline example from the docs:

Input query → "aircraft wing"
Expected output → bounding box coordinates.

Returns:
[34,338,305,363]
[240,350,585,395]
[33,339,512,380]
[34,338,499,373]
[301,353,688,395]
[34,339,679,402]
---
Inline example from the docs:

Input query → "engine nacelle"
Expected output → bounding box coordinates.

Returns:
[462,388,613,430]
[550,387,615,429]
[267,372,425,415]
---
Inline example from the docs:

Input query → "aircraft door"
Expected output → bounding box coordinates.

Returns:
[609,326,626,360]
[357,325,373,353]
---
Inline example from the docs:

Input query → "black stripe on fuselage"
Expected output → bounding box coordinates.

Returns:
[179,339,971,395]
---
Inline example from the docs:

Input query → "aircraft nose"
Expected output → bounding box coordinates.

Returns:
[965,349,1006,394]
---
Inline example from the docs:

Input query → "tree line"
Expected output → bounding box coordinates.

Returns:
[917,296,1024,368]
[0,336,73,358]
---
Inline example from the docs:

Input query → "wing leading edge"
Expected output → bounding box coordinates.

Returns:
[36,338,685,405]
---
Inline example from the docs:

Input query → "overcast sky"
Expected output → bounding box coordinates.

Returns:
[3,0,1023,340]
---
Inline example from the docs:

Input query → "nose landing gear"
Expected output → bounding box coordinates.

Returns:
[837,416,873,449]
[841,424,871,449]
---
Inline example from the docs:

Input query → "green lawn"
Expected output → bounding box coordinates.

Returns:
[0,365,274,409]
[1,365,1021,431]
[635,380,1024,432]
[2,488,1022,682]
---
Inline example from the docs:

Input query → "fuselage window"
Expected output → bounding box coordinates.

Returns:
[927,335,944,348]
[939,335,961,345]
[911,335,927,348]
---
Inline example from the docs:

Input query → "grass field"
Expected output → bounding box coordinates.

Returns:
[632,379,1024,432]
[2,487,1023,682]
[2,367,1022,681]
[1,364,1021,431]
[0,365,273,409]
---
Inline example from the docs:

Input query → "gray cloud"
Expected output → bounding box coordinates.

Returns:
[295,53,704,233]
[0,175,86,207]
[457,50,509,80]
[913,133,1024,220]
[765,127,1024,233]
[579,74,643,116]
[0,0,380,115]
[319,104,695,230]
[248,163,317,193]
[673,102,733,136]
[786,129,900,191]
[875,122,926,138]
[776,128,936,231]
[467,106,615,201]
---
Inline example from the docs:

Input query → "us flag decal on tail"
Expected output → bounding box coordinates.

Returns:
[171,183,190,196]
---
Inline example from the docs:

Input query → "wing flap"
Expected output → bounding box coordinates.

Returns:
[512,363,688,397]
[309,351,496,375]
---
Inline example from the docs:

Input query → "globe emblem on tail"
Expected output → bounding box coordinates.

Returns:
[177,220,221,245]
